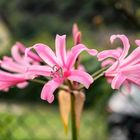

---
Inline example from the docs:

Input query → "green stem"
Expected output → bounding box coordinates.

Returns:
[94,72,104,81]
[70,92,77,140]
[67,80,78,140]
[92,65,110,77]
[30,79,46,84]
[78,66,109,90]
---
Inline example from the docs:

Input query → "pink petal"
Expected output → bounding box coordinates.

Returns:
[123,67,140,86]
[122,64,140,72]
[68,70,93,88]
[27,65,52,77]
[110,35,130,60]
[111,72,126,89]
[11,43,24,64]
[97,48,122,61]
[41,80,62,103]
[105,61,119,73]
[127,77,140,86]
[106,77,113,84]
[1,56,26,73]
[0,82,13,90]
[101,59,115,67]
[15,42,26,53]
[135,40,140,46]
[78,65,85,71]
[14,42,41,62]
[55,35,67,66]
[0,81,26,90]
[122,68,140,86]
[0,71,27,90]
[27,51,42,62]
[66,44,97,69]
[26,44,58,67]
[105,72,116,77]
[17,82,28,88]
[121,46,140,67]
[0,70,26,82]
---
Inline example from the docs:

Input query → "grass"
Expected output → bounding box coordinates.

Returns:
[0,101,108,140]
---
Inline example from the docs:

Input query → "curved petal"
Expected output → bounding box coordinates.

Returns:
[101,59,115,67]
[26,44,58,67]
[27,65,52,77]
[111,72,126,89]
[0,70,27,81]
[27,51,42,62]
[105,61,119,73]
[11,43,24,63]
[98,49,121,61]
[1,56,26,73]
[55,35,67,66]
[67,70,93,89]
[110,35,130,60]
[15,42,42,62]
[66,44,97,69]
[41,80,62,103]
[17,82,28,88]
[15,42,26,52]
[12,42,41,63]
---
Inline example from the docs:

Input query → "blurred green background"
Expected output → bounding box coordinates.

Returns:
[0,0,140,139]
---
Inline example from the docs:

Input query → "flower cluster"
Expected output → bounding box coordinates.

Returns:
[1,24,140,103]
[0,42,41,91]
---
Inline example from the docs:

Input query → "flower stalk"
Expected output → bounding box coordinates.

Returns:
[70,92,77,140]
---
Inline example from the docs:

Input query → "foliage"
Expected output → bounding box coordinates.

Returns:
[0,105,108,140]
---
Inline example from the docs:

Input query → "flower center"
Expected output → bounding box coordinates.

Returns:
[50,65,63,79]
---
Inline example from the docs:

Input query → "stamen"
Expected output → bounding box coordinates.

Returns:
[50,65,63,79]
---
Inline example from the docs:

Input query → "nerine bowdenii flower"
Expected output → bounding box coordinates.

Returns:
[98,34,140,90]
[26,35,97,103]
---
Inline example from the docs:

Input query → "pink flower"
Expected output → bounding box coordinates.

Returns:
[98,34,140,90]
[26,35,97,103]
[0,42,41,91]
